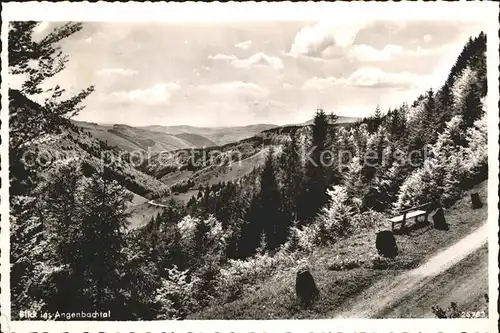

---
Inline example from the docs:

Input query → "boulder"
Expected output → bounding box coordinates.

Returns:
[432,208,448,230]
[375,230,398,258]
[295,267,319,307]
[471,192,483,209]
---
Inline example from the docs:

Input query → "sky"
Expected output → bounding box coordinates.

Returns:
[19,19,486,127]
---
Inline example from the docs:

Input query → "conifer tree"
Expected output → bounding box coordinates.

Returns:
[461,83,483,130]
[35,163,83,313]
[372,105,383,133]
[76,164,132,312]
[298,109,330,224]
[259,147,284,249]
[278,132,304,227]
[239,193,262,257]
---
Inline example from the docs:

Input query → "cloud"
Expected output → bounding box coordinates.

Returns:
[208,52,284,70]
[302,77,339,92]
[288,21,363,58]
[424,34,433,42]
[7,73,26,91]
[348,44,405,62]
[348,44,442,62]
[233,53,284,70]
[198,81,268,97]
[303,68,424,90]
[341,68,423,88]
[96,68,138,76]
[235,40,252,50]
[107,82,181,104]
[208,54,238,61]
[34,21,51,34]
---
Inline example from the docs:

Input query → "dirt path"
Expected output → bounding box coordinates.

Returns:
[147,200,170,208]
[334,222,488,318]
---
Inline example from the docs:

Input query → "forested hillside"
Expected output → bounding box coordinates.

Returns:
[8,21,487,320]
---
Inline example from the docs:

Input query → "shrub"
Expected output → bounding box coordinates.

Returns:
[352,209,387,231]
[317,185,354,241]
[285,223,320,253]
[431,302,460,318]
[155,266,200,320]
[215,249,304,302]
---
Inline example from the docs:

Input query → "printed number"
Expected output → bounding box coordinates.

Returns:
[461,311,486,318]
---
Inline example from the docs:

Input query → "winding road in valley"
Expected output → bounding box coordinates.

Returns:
[334,222,489,319]
[147,200,172,208]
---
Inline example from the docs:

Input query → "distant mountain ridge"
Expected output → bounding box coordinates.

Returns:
[140,123,278,146]
[73,116,361,152]
[292,115,362,126]
[72,120,219,153]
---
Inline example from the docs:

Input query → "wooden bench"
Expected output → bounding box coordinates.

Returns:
[389,202,433,232]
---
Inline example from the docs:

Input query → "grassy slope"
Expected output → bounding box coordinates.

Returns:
[126,201,165,229]
[174,133,218,148]
[190,148,268,186]
[31,129,168,198]
[110,125,195,151]
[193,180,488,319]
[72,120,142,152]
[164,151,269,204]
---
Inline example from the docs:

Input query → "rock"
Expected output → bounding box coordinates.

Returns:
[375,230,398,258]
[471,192,483,209]
[295,267,319,307]
[432,208,448,230]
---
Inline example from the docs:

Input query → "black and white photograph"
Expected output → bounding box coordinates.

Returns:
[1,2,498,331]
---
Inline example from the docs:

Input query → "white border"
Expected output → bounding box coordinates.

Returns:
[1,2,499,332]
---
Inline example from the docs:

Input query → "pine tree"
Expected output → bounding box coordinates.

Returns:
[29,163,83,313]
[259,148,284,250]
[436,83,455,130]
[461,83,483,130]
[76,164,132,313]
[373,105,382,133]
[256,230,268,255]
[278,132,304,226]
[239,193,262,258]
[409,89,437,157]
[43,163,83,265]
[423,88,438,143]
[121,229,162,320]
[388,107,401,137]
[298,109,329,224]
